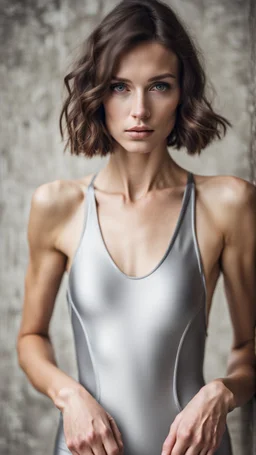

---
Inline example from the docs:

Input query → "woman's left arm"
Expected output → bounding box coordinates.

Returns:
[161,176,256,455]
[210,176,256,409]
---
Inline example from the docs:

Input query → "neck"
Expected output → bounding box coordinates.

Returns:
[94,149,187,203]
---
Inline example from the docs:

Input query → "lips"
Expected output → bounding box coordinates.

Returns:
[126,128,153,132]
[126,129,154,138]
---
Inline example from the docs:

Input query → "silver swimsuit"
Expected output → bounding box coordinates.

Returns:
[53,171,233,455]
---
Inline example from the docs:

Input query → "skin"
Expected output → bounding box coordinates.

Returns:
[17,41,256,455]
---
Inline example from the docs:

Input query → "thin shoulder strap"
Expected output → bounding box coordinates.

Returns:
[88,172,98,190]
[188,170,207,332]
[187,171,194,185]
[178,170,194,219]
[66,172,99,282]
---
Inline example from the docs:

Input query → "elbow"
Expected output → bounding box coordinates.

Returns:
[16,333,26,369]
[16,330,35,370]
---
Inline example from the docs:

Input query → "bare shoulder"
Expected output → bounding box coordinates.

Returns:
[194,173,256,203]
[193,173,256,239]
[29,174,94,247]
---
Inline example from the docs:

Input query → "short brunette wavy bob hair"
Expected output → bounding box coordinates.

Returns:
[59,0,231,157]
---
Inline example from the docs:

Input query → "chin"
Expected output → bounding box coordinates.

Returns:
[124,144,154,154]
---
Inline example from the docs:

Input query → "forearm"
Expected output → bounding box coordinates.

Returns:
[17,334,90,410]
[210,366,255,411]
[208,342,256,411]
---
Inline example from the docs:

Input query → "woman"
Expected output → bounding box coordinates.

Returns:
[17,1,256,454]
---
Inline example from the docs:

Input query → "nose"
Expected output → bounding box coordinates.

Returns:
[131,90,150,119]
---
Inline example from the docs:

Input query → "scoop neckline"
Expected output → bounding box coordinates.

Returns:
[90,171,193,280]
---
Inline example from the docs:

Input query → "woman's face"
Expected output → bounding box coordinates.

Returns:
[102,41,181,155]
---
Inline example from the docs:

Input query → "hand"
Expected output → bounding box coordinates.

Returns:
[161,381,233,455]
[58,387,124,455]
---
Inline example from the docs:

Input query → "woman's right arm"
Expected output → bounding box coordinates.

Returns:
[16,180,85,407]
[17,181,124,454]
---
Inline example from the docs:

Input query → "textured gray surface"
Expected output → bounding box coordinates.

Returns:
[249,1,256,453]
[0,1,255,454]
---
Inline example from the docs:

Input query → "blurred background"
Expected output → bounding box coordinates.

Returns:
[0,0,255,454]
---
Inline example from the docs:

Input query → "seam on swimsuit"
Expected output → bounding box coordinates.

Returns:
[191,182,208,336]
[66,288,101,403]
[66,289,72,318]
[173,304,205,413]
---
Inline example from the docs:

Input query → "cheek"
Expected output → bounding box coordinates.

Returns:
[103,102,125,138]
[157,100,179,127]
[163,89,180,117]
[164,89,180,109]
[103,99,127,127]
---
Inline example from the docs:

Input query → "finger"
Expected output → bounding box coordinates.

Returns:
[65,439,94,455]
[89,439,108,455]
[169,438,190,455]
[183,448,198,455]
[90,439,108,455]
[199,447,211,455]
[71,439,98,455]
[183,446,201,455]
[70,446,94,455]
[184,445,212,455]
[79,448,95,455]
[161,420,179,455]
[102,412,124,454]
[107,416,124,453]
[84,420,109,455]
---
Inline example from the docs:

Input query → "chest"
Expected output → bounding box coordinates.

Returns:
[65,188,219,277]
[68,187,202,319]
[95,189,189,278]
[60,183,222,305]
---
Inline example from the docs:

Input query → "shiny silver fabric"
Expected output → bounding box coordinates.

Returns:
[53,172,233,454]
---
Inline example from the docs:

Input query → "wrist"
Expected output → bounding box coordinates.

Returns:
[51,384,90,412]
[206,379,236,413]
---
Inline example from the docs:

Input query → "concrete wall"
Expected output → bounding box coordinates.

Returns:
[1,1,255,454]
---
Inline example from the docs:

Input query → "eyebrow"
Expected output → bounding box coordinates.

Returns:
[111,72,176,82]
